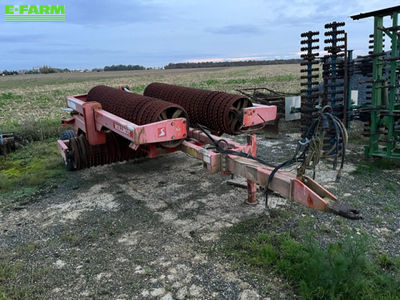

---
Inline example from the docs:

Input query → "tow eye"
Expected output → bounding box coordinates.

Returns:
[329,202,362,220]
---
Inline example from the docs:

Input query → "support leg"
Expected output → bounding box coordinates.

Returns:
[246,135,258,205]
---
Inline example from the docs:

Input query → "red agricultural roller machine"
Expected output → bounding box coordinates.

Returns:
[57,83,361,219]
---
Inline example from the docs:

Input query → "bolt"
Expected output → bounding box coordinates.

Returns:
[183,134,187,137]
[171,121,174,126]
[171,136,175,140]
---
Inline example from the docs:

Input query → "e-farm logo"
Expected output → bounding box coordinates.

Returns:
[5,5,65,22]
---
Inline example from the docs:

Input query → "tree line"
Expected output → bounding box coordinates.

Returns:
[164,59,302,69]
[1,59,302,76]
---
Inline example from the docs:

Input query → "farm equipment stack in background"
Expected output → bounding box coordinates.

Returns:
[241,5,400,160]
[297,5,400,159]
[300,30,321,133]
[351,6,400,159]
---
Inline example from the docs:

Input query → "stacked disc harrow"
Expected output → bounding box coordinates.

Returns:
[353,34,377,136]
[144,83,252,135]
[300,31,320,134]
[322,22,348,123]
[353,33,391,137]
[351,5,400,158]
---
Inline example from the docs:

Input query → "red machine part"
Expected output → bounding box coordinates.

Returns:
[87,85,188,148]
[179,129,361,219]
[57,126,361,219]
[144,82,253,135]
[63,96,188,148]
[59,132,145,170]
[87,85,187,126]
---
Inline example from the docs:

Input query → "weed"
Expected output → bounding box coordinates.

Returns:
[319,224,332,233]
[16,242,40,256]
[144,267,152,276]
[0,260,35,300]
[60,229,101,247]
[384,183,397,192]
[0,261,18,283]
[205,79,219,85]
[128,85,146,93]
[384,203,396,213]
[378,253,394,269]
[61,232,79,246]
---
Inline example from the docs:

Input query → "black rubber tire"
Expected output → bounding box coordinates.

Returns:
[65,150,76,171]
[60,130,76,140]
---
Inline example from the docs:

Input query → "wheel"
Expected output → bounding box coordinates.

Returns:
[157,107,188,148]
[60,130,76,140]
[65,150,76,171]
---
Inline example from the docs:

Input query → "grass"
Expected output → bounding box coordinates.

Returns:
[0,92,22,109]
[220,219,400,299]
[0,139,65,190]
[351,158,400,175]
[0,116,68,208]
[0,118,63,142]
[0,258,49,299]
[0,137,67,207]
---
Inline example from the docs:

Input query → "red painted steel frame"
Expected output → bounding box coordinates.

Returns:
[180,129,339,214]
[58,93,347,216]
[57,139,68,162]
[63,95,187,148]
[57,127,342,215]
[242,104,277,128]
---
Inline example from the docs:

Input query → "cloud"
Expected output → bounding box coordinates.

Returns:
[295,50,328,57]
[3,0,400,70]
[207,25,262,35]
[10,47,123,56]
[0,34,44,43]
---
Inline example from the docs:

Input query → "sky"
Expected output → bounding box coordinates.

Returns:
[1,0,399,70]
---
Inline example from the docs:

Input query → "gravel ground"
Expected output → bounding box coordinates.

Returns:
[1,121,399,299]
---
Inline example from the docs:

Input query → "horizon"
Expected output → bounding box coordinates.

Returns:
[1,0,399,70]
[3,57,303,72]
